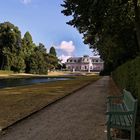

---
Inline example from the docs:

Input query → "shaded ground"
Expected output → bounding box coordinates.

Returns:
[0,76,109,140]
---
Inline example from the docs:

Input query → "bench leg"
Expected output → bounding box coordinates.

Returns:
[131,128,135,140]
[107,126,111,140]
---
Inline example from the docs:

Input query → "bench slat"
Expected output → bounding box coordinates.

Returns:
[106,89,138,140]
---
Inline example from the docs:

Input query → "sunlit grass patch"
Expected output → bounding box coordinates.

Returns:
[0,70,13,75]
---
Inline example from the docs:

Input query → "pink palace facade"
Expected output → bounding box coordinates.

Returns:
[65,55,104,72]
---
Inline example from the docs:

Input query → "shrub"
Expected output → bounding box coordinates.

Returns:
[112,56,140,103]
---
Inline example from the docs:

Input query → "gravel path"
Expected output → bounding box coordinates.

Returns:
[0,76,109,140]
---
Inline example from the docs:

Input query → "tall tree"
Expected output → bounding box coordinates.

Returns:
[49,46,56,56]
[47,46,59,71]
[26,43,48,74]
[0,22,24,72]
[22,31,35,73]
[22,31,35,57]
[61,0,139,73]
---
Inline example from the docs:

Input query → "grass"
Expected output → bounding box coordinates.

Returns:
[0,75,100,129]
[0,70,13,75]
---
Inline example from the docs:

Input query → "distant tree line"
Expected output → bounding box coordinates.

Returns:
[0,22,59,74]
[61,0,140,74]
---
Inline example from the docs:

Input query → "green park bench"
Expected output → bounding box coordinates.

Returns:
[106,89,138,140]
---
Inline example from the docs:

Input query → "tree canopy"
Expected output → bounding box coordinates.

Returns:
[0,22,23,71]
[0,21,59,74]
[49,46,57,56]
[61,0,140,74]
[47,46,59,71]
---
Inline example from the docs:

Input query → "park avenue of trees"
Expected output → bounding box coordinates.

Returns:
[61,0,140,74]
[0,22,60,74]
[61,1,140,137]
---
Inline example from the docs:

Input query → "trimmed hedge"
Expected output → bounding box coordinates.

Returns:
[112,57,140,104]
[112,57,140,138]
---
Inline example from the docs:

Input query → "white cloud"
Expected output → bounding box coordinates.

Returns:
[59,41,75,55]
[21,0,32,4]
[56,41,75,63]
[58,55,71,63]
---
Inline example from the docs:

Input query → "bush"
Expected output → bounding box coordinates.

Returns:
[112,57,140,100]
[112,56,140,138]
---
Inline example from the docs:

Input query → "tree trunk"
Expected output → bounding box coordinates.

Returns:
[0,55,4,70]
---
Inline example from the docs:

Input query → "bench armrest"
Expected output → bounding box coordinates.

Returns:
[107,95,123,103]
[107,94,123,99]
[106,111,134,115]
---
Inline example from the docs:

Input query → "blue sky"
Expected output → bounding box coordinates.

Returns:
[0,0,93,62]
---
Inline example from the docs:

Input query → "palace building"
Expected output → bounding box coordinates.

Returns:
[65,55,104,72]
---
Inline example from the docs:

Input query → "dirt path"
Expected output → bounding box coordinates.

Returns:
[0,76,109,140]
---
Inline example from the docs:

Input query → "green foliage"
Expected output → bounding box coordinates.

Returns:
[61,0,140,73]
[0,22,23,72]
[112,56,140,101]
[22,31,35,58]
[47,46,59,70]
[56,63,66,70]
[49,46,56,56]
[46,54,59,71]
[112,56,140,136]
[11,54,25,73]
[26,43,48,74]
[0,22,59,75]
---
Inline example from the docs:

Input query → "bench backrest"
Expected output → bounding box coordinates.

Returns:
[123,89,138,125]
[123,89,137,112]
